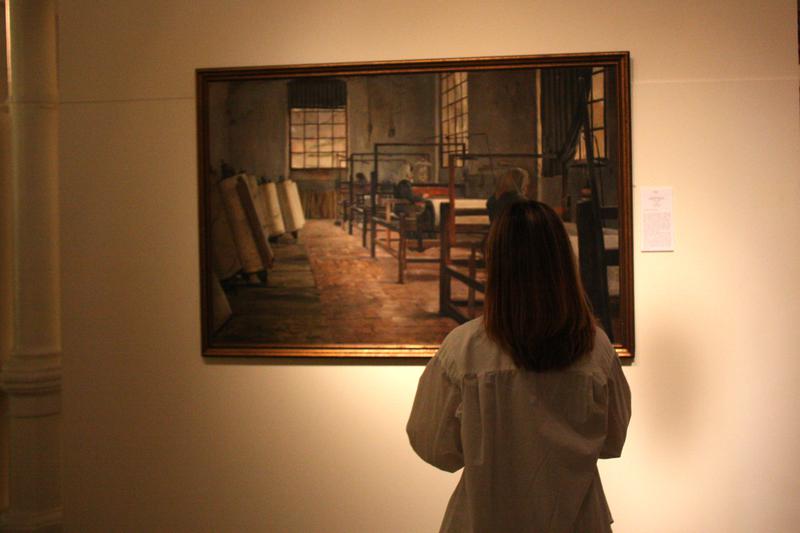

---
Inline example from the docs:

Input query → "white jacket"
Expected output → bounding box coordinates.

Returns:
[407,318,631,533]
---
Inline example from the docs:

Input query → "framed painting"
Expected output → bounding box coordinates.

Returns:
[197,52,634,359]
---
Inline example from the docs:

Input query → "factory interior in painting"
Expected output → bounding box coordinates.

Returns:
[202,66,621,346]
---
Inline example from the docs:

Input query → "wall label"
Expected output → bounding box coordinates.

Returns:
[641,187,674,252]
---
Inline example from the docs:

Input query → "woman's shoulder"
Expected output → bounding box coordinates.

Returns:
[433,322,619,380]
[571,326,620,376]
[435,318,516,379]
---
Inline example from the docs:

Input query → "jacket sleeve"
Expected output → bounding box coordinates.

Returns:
[600,354,632,459]
[406,356,464,473]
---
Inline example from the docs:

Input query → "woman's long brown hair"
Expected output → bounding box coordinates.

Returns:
[483,201,596,371]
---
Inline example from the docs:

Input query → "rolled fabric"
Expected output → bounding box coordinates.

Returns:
[210,272,232,333]
[261,181,285,236]
[244,175,275,240]
[237,176,275,269]
[219,174,263,273]
[208,185,242,280]
[278,178,306,232]
[287,179,306,229]
[427,198,489,226]
[244,176,268,229]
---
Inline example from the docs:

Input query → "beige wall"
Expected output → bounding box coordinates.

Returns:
[57,1,800,532]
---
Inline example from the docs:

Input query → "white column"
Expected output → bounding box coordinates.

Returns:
[1,1,62,531]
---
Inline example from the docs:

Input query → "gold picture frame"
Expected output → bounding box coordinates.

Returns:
[197,52,633,359]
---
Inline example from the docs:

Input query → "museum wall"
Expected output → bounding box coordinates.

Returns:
[56,1,800,532]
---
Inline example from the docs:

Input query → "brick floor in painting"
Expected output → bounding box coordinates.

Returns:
[214,219,472,345]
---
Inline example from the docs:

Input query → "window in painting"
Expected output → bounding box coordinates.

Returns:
[575,67,606,161]
[290,107,348,169]
[440,72,468,167]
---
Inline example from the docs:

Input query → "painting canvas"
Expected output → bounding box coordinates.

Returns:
[197,53,634,358]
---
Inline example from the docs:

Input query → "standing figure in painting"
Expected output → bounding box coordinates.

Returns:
[486,167,527,223]
[407,201,631,533]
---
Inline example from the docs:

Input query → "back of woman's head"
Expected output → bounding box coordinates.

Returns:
[483,201,596,371]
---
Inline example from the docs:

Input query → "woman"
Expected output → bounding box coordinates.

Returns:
[407,201,631,533]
